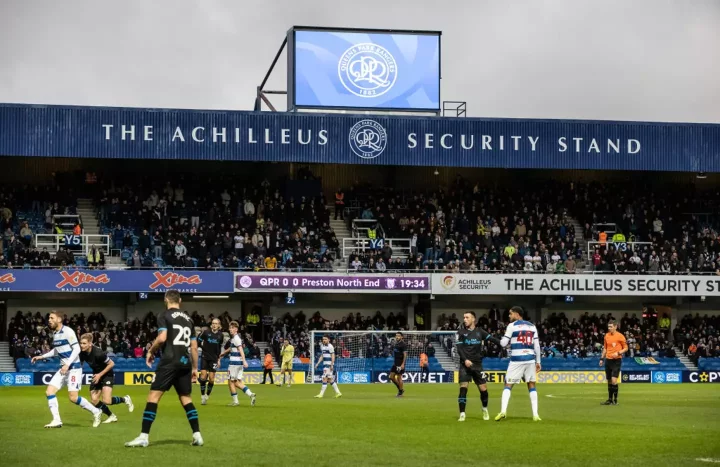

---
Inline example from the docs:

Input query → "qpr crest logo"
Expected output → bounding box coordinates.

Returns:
[340,372,353,383]
[349,120,387,159]
[1,374,14,386]
[338,43,398,98]
[238,276,252,288]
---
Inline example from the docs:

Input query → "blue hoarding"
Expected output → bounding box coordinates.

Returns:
[290,28,440,111]
[651,371,682,384]
[0,269,232,293]
[0,373,34,386]
[1,104,719,172]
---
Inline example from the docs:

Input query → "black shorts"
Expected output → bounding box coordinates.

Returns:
[389,364,405,375]
[605,359,622,379]
[89,374,114,392]
[151,366,193,395]
[459,364,488,385]
[201,358,219,373]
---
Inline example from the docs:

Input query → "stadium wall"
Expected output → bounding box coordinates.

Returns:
[2,104,720,172]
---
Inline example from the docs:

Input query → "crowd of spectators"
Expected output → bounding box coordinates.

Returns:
[96,172,339,271]
[434,307,678,360]
[344,180,581,272]
[6,310,262,363]
[6,308,720,367]
[674,314,720,363]
[0,177,83,269]
[342,178,720,274]
[3,170,720,275]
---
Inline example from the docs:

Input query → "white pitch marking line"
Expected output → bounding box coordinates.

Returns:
[696,458,720,464]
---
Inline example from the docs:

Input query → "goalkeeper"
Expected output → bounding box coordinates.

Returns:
[456,311,501,422]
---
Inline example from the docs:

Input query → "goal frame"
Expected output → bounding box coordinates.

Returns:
[308,330,457,383]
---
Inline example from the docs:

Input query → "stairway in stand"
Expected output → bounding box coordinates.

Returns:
[77,198,99,235]
[568,217,589,270]
[0,342,17,372]
[434,350,457,372]
[76,198,125,267]
[255,341,278,366]
[675,347,698,371]
[328,205,352,270]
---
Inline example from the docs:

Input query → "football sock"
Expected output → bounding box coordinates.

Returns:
[332,382,340,394]
[529,388,538,417]
[501,387,512,413]
[199,378,207,395]
[76,396,101,415]
[183,403,200,433]
[458,387,468,413]
[319,383,327,396]
[47,395,61,421]
[95,402,113,416]
[141,402,158,434]
[612,384,619,401]
[607,382,613,401]
[111,396,125,405]
[242,386,254,397]
[231,392,238,403]
[480,389,489,409]
[207,382,214,396]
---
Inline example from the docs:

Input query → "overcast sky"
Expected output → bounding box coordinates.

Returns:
[1,0,719,122]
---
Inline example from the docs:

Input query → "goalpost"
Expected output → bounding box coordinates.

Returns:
[308,330,458,384]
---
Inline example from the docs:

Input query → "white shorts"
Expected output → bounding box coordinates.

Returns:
[48,368,83,392]
[322,367,335,381]
[506,361,537,384]
[228,365,244,381]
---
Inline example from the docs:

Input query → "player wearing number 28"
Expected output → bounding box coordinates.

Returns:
[125,290,203,448]
[31,310,103,428]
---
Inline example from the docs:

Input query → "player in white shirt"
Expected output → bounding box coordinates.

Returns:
[218,321,256,407]
[313,336,342,399]
[494,306,542,422]
[31,311,102,428]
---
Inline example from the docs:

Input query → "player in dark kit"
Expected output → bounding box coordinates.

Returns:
[125,290,203,448]
[79,333,134,423]
[456,311,501,422]
[197,318,224,405]
[388,332,407,397]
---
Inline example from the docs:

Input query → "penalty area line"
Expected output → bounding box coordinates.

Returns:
[696,459,720,464]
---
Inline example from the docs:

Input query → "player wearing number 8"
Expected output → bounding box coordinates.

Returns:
[495,306,542,422]
[125,290,203,448]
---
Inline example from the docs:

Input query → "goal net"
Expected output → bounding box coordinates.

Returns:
[308,330,458,384]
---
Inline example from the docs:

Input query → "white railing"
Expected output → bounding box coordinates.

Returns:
[34,234,111,256]
[592,222,617,235]
[342,237,411,259]
[586,240,654,262]
[53,214,83,230]
[351,219,385,239]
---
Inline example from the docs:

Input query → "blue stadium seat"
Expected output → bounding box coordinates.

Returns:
[698,358,720,371]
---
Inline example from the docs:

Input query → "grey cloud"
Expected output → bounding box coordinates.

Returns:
[0,0,718,122]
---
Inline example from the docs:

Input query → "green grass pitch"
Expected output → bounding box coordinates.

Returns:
[0,383,718,467]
